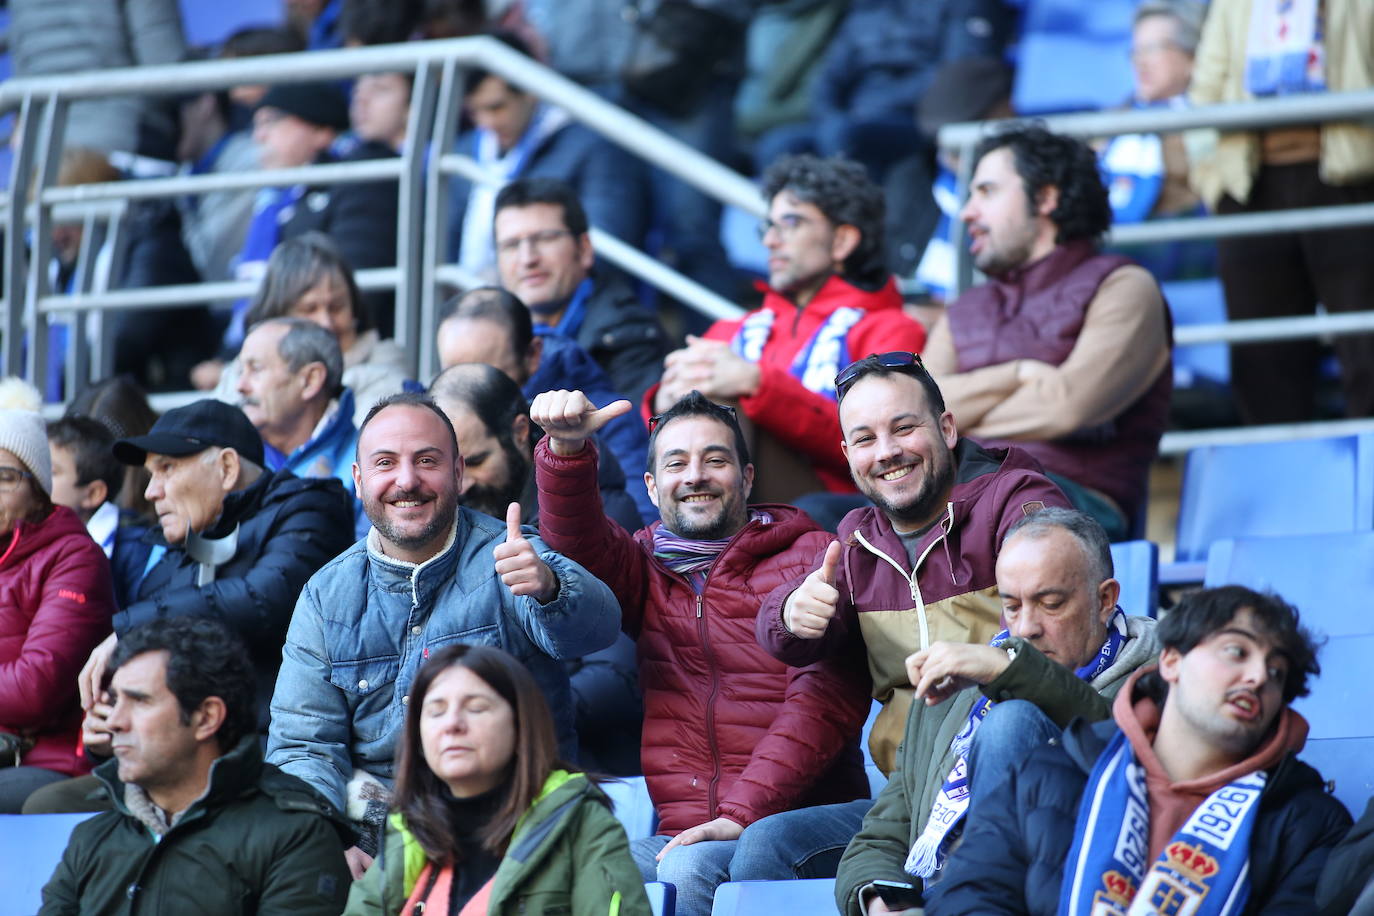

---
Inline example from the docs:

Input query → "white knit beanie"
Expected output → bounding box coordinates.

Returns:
[0,408,52,496]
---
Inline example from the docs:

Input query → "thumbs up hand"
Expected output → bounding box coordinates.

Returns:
[782,541,843,639]
[530,390,634,457]
[493,502,558,603]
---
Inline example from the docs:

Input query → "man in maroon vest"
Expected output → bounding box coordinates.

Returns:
[923,126,1172,539]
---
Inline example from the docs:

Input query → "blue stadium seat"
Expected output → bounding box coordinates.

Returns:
[603,776,659,842]
[1012,0,1135,113]
[1,812,97,912]
[1203,531,1374,817]
[1165,433,1374,582]
[711,878,837,915]
[1161,278,1230,388]
[1109,539,1159,618]
[646,881,676,916]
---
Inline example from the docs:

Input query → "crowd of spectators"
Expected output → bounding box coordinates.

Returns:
[5,0,1374,914]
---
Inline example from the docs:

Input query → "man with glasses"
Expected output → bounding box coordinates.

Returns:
[922,125,1171,540]
[741,350,1068,884]
[494,177,668,405]
[647,154,927,505]
[530,387,871,916]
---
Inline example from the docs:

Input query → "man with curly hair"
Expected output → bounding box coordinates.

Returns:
[646,154,928,506]
[923,126,1172,540]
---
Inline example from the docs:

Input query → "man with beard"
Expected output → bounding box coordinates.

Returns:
[926,586,1349,915]
[922,125,1171,540]
[429,363,646,776]
[266,392,620,879]
[743,352,1068,883]
[426,362,641,533]
[530,388,871,916]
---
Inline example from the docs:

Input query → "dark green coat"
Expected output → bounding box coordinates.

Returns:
[835,616,1160,915]
[344,770,650,916]
[40,736,351,915]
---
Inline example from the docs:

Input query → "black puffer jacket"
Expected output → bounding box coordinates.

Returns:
[40,737,350,915]
[925,715,1352,915]
[113,469,354,726]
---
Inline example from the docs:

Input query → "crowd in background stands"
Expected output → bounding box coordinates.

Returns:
[2,0,1374,914]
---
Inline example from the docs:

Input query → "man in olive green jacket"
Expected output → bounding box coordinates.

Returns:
[41,617,351,915]
[836,508,1159,916]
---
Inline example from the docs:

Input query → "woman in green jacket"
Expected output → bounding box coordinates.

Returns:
[344,643,650,916]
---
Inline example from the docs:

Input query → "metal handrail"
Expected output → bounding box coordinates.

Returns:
[0,35,765,391]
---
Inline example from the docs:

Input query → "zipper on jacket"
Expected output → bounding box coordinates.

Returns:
[695,595,702,618]
[852,501,954,652]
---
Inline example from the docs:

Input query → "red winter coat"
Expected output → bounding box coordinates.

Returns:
[0,506,115,775]
[534,439,870,835]
[643,275,926,493]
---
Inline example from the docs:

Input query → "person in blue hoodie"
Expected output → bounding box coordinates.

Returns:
[237,316,367,537]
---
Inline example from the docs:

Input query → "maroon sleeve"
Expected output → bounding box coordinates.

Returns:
[716,645,871,826]
[0,536,114,728]
[534,437,654,636]
[755,539,860,668]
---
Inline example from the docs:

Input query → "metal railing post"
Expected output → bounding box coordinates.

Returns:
[419,57,463,385]
[395,59,441,375]
[24,93,69,399]
[3,95,38,381]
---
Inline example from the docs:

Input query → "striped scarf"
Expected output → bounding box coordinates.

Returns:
[652,510,773,592]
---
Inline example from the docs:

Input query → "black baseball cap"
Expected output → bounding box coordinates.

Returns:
[256,82,351,133]
[113,399,265,467]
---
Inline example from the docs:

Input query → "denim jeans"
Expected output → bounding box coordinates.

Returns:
[730,798,875,881]
[965,699,1062,798]
[632,835,736,916]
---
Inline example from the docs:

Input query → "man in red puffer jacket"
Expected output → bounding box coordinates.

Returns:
[532,387,871,916]
[0,401,114,811]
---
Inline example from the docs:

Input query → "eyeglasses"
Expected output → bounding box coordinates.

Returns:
[1129,40,1183,60]
[834,351,930,400]
[0,466,34,493]
[756,213,813,241]
[495,228,573,257]
[648,401,737,433]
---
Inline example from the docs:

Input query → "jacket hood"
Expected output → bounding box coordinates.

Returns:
[0,504,90,569]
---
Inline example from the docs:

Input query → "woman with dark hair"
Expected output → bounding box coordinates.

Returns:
[206,232,410,425]
[344,644,649,915]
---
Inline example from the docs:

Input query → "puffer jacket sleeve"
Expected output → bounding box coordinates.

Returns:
[534,437,654,636]
[715,632,870,826]
[114,478,354,645]
[569,795,653,916]
[836,707,925,916]
[266,581,351,813]
[0,530,114,729]
[980,639,1113,729]
[515,528,622,660]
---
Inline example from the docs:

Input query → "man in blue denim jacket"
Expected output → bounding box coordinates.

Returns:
[265,391,621,877]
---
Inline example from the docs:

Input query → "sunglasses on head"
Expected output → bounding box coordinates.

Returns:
[834,351,929,400]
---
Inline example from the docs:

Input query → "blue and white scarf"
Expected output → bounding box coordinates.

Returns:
[1245,0,1326,97]
[729,305,865,399]
[1059,730,1265,916]
[457,104,572,278]
[906,610,1130,878]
